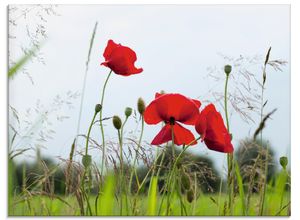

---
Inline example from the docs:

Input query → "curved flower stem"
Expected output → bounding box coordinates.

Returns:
[224,73,234,215]
[85,111,98,156]
[99,70,113,178]
[128,117,144,194]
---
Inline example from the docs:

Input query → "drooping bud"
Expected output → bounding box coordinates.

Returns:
[125,107,132,118]
[280,156,288,170]
[137,97,146,115]
[224,65,232,76]
[82,154,92,168]
[112,115,122,130]
[186,189,194,203]
[95,104,102,113]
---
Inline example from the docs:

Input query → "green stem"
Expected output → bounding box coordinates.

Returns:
[83,111,97,216]
[129,117,144,194]
[224,75,230,131]
[100,70,113,178]
[224,73,234,215]
[120,117,129,215]
[118,129,123,215]
[166,125,176,215]
[96,70,112,215]
[85,111,98,156]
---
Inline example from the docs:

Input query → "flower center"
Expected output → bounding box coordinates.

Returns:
[169,117,175,125]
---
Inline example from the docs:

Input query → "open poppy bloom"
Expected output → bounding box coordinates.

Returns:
[144,93,201,146]
[101,40,143,76]
[195,104,234,153]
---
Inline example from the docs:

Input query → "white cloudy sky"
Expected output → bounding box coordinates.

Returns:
[9,5,290,173]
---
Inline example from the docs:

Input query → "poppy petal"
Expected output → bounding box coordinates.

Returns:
[101,40,143,76]
[153,93,200,124]
[195,112,207,140]
[195,103,234,153]
[173,123,197,146]
[103,39,119,60]
[144,99,163,124]
[151,124,172,145]
[151,123,197,146]
[192,99,201,108]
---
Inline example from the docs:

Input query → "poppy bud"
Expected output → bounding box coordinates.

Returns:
[181,172,191,190]
[82,154,92,168]
[125,107,132,118]
[280,156,288,170]
[95,104,102,113]
[224,65,232,76]
[137,97,146,115]
[186,189,194,203]
[113,115,122,130]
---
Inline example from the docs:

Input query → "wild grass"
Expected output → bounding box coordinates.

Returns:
[9,193,290,216]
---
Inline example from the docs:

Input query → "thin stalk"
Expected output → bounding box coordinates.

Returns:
[117,129,123,215]
[75,22,98,156]
[99,70,112,177]
[258,53,268,215]
[129,118,144,193]
[224,73,234,215]
[85,111,97,156]
[259,144,268,215]
[120,117,129,215]
[81,169,93,216]
[82,111,97,216]
[166,125,175,215]
[95,70,112,215]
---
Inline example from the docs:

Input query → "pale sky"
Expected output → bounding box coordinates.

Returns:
[9,5,290,173]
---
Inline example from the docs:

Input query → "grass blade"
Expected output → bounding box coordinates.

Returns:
[98,174,115,215]
[8,44,40,78]
[234,160,246,215]
[147,176,158,215]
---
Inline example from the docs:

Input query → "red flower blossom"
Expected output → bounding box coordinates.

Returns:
[101,40,143,76]
[195,104,234,153]
[144,93,201,146]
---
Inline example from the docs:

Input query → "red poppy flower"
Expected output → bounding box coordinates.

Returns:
[144,93,201,146]
[101,40,143,76]
[195,104,234,153]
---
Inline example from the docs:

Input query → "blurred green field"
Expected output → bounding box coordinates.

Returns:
[9,192,290,216]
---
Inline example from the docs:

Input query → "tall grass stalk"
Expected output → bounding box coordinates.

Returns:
[75,22,98,154]
[258,47,271,215]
